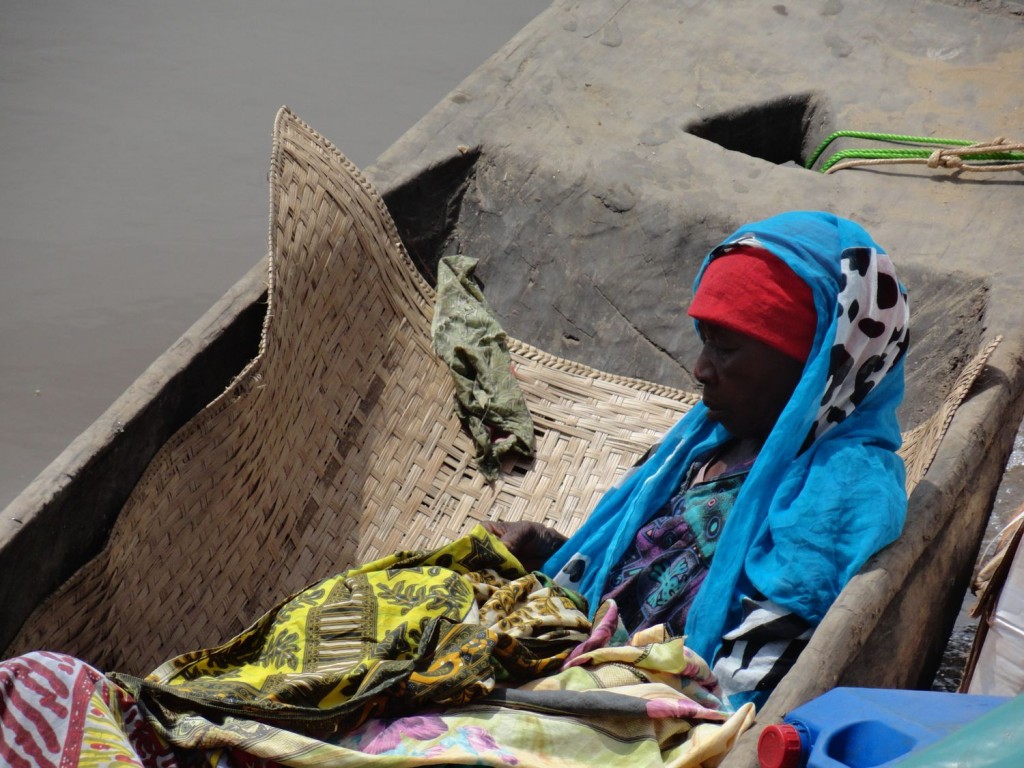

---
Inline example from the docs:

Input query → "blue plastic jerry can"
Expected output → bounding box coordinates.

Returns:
[756,687,1009,768]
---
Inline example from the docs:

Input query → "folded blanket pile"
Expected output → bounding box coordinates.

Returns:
[1,527,753,767]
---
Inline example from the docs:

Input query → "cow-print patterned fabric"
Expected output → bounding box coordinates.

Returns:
[810,246,910,444]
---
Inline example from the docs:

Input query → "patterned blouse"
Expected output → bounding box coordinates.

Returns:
[601,454,751,637]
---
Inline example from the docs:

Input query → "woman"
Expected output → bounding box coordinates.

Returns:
[488,210,910,707]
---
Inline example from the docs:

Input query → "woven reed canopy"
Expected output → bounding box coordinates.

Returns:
[5,108,994,675]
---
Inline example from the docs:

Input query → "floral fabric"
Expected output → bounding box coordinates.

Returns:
[113,526,588,739]
[603,466,748,636]
[1,530,750,767]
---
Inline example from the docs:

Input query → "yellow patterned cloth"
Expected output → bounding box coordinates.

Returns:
[111,525,591,742]
[1,529,751,767]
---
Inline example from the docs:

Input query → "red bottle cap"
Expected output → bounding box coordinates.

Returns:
[758,723,804,768]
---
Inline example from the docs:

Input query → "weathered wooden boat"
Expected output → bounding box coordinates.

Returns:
[1,106,1021,767]
[4,2,1024,765]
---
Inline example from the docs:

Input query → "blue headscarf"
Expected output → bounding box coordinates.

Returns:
[543,211,909,663]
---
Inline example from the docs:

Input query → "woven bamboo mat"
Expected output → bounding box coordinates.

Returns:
[4,107,995,675]
[5,109,697,673]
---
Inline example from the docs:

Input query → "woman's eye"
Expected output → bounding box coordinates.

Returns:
[707,340,736,355]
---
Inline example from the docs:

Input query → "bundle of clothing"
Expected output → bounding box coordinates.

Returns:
[1,527,752,768]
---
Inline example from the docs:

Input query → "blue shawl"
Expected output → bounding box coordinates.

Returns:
[543,211,908,663]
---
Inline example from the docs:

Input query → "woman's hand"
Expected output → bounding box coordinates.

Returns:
[482,520,567,573]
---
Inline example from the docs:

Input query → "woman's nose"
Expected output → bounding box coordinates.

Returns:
[694,345,715,385]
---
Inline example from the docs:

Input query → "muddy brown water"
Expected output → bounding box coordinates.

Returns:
[0,0,549,510]
[3,0,1022,688]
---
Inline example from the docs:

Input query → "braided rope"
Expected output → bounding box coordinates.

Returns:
[805,131,1024,175]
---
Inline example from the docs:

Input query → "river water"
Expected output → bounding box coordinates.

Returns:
[1,0,549,509]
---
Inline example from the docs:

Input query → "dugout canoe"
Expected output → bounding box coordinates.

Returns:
[1,104,1021,768]
[4,2,1024,766]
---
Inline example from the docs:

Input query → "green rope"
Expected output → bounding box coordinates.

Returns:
[805,131,972,168]
[804,130,1024,173]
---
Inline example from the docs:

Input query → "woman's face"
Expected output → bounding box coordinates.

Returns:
[693,321,805,442]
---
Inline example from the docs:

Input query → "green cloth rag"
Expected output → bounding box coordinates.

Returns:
[431,255,536,481]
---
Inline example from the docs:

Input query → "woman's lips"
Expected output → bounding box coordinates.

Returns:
[702,395,724,412]
[702,396,732,424]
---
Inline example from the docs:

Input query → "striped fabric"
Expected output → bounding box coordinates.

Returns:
[712,596,813,706]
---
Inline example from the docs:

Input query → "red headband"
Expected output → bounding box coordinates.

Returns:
[687,245,816,362]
